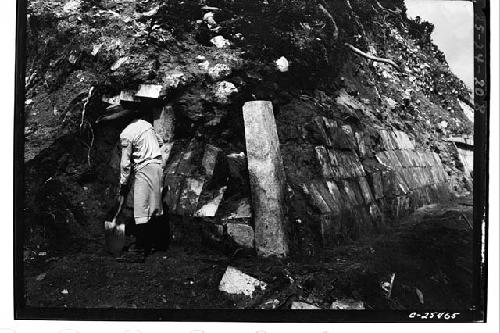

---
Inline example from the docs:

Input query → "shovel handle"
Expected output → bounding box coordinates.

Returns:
[113,194,125,223]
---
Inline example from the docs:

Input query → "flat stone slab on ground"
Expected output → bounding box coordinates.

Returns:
[291,301,320,309]
[219,266,267,297]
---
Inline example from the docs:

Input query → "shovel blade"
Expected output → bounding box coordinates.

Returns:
[104,221,126,256]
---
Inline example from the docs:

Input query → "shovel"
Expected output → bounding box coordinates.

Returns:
[105,194,126,256]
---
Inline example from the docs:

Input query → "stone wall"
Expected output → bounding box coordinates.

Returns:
[281,115,451,248]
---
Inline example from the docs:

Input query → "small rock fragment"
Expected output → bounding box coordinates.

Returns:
[275,56,289,72]
[208,63,231,81]
[330,298,365,310]
[210,35,231,48]
[61,289,69,295]
[110,56,129,71]
[164,72,185,89]
[415,288,424,304]
[214,81,238,103]
[91,44,102,56]
[203,12,217,29]
[36,273,46,281]
[63,0,81,14]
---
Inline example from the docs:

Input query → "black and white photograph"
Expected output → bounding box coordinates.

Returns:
[7,0,496,325]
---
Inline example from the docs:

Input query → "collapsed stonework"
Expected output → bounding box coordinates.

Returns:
[23,0,473,257]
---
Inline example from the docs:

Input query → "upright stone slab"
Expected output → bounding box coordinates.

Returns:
[242,101,288,257]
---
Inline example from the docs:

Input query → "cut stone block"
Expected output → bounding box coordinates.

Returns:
[243,101,288,257]
[306,183,332,214]
[226,223,254,248]
[102,95,120,105]
[358,177,374,204]
[120,90,140,103]
[202,144,222,178]
[135,84,164,99]
[222,198,252,221]
[368,172,384,199]
[378,130,395,150]
[313,180,342,215]
[308,117,332,146]
[194,186,226,217]
[219,266,267,297]
[176,177,205,215]
[153,105,175,143]
[315,146,334,178]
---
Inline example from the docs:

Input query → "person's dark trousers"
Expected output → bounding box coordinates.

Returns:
[150,213,170,251]
[135,223,154,258]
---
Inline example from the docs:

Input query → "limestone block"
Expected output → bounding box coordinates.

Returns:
[194,186,226,217]
[226,223,255,248]
[328,125,356,150]
[219,266,267,297]
[355,132,368,157]
[386,150,403,168]
[315,146,334,178]
[378,129,395,150]
[153,105,175,143]
[375,151,391,168]
[163,175,183,213]
[341,180,361,207]
[222,198,252,221]
[306,183,332,214]
[314,180,342,215]
[332,151,365,178]
[176,177,205,215]
[202,144,222,178]
[243,101,288,257]
[395,171,410,195]
[381,170,401,198]
[388,131,401,149]
[310,117,332,146]
[358,177,374,204]
[325,180,345,212]
[119,90,140,103]
[135,84,164,99]
[395,149,410,167]
[402,168,418,190]
[394,130,414,149]
[368,172,384,199]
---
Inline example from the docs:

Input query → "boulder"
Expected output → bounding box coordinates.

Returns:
[219,266,267,297]
[243,101,288,257]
